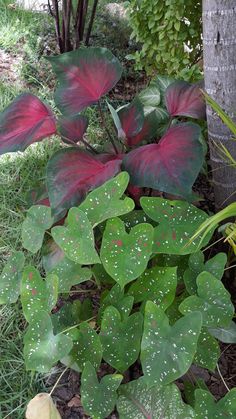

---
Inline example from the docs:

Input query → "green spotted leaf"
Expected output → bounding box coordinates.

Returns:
[100,217,153,288]
[100,306,143,372]
[128,266,177,310]
[141,198,212,255]
[141,301,202,386]
[51,300,82,340]
[52,208,100,264]
[0,251,25,304]
[194,388,236,418]
[79,172,134,227]
[49,255,92,293]
[98,284,134,325]
[92,264,115,287]
[21,266,58,322]
[155,254,189,282]
[81,362,123,419]
[194,328,220,371]
[24,311,73,372]
[184,251,227,295]
[179,272,234,327]
[120,210,155,231]
[117,377,195,419]
[62,323,102,372]
[22,205,53,254]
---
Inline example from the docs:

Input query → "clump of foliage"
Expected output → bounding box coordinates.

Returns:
[127,0,202,79]
[1,47,236,417]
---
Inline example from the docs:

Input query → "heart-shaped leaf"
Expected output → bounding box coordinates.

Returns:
[126,111,161,147]
[122,123,203,199]
[98,284,134,324]
[141,198,212,255]
[0,251,25,304]
[100,217,153,288]
[49,255,92,293]
[47,148,121,216]
[22,205,54,254]
[194,327,220,371]
[118,98,144,139]
[24,311,73,372]
[0,93,56,155]
[128,266,177,310]
[81,362,123,419]
[51,300,82,340]
[165,81,206,119]
[139,86,161,108]
[141,301,202,386]
[48,47,123,114]
[59,114,88,144]
[209,321,236,343]
[79,172,134,227]
[194,388,236,418]
[25,393,61,419]
[63,323,102,372]
[179,272,234,327]
[117,376,195,419]
[100,306,143,372]
[52,208,100,264]
[150,75,175,105]
[184,251,227,294]
[21,266,58,322]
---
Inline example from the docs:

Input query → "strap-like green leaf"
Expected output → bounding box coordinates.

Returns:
[21,266,58,322]
[22,205,53,253]
[0,251,25,304]
[117,376,195,419]
[79,172,134,227]
[100,306,143,372]
[81,362,123,419]
[141,301,202,386]
[24,311,73,372]
[100,217,153,288]
[52,208,100,264]
[179,272,234,327]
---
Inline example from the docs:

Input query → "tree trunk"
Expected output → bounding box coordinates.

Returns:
[203,1,236,209]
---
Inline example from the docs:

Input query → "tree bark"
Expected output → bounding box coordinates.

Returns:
[203,1,236,208]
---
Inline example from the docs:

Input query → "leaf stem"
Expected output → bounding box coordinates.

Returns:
[61,135,99,154]
[58,316,96,335]
[216,363,230,392]
[98,101,119,154]
[49,366,69,396]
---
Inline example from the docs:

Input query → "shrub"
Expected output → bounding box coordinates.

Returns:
[127,0,202,79]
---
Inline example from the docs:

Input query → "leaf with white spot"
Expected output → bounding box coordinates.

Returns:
[155,254,189,282]
[100,306,143,372]
[62,323,102,372]
[52,208,100,264]
[24,311,73,372]
[194,328,220,371]
[100,217,153,288]
[128,266,177,310]
[79,172,134,227]
[184,251,227,294]
[21,266,58,322]
[209,321,236,343]
[141,198,212,255]
[141,301,202,386]
[98,284,134,325]
[81,362,122,419]
[194,388,236,418]
[0,251,25,304]
[117,376,195,419]
[51,300,82,340]
[22,205,53,254]
[92,264,115,287]
[179,272,234,327]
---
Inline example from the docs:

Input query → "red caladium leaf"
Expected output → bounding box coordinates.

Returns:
[47,148,121,215]
[59,114,89,144]
[165,81,206,119]
[122,123,203,198]
[0,93,56,155]
[47,47,123,114]
[127,111,160,147]
[118,98,144,139]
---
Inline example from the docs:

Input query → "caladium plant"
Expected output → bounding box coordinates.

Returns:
[0,172,235,418]
[0,46,206,217]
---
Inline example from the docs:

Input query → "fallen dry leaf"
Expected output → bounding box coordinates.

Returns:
[67,395,81,408]
[25,393,61,419]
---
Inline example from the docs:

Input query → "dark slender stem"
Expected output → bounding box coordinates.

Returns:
[61,135,99,154]
[85,0,99,46]
[51,0,64,53]
[74,0,83,48]
[98,101,118,154]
